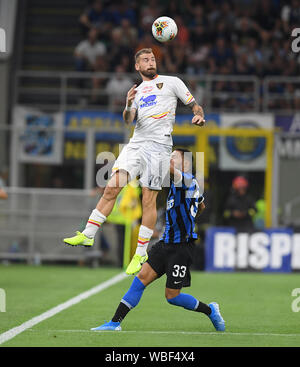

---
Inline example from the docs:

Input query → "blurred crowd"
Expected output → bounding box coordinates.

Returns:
[73,0,300,110]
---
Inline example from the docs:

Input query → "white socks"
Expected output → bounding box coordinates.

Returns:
[136,225,153,257]
[83,211,153,258]
[83,209,106,238]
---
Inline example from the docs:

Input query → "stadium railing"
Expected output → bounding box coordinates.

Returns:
[0,187,129,266]
[263,76,300,113]
[14,70,260,113]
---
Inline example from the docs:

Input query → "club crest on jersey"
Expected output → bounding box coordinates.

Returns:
[156,83,163,89]
[167,198,174,210]
[139,94,157,108]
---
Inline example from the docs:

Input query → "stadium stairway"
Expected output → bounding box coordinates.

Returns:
[22,0,85,71]
[15,0,87,108]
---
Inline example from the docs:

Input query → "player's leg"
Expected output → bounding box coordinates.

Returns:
[165,245,225,331]
[126,141,171,274]
[164,248,212,315]
[125,187,158,274]
[63,170,128,247]
[91,262,158,331]
[95,169,129,217]
[165,287,212,315]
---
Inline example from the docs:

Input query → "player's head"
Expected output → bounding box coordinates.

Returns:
[171,148,195,174]
[134,48,157,79]
[232,176,248,195]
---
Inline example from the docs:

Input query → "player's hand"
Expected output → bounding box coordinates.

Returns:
[192,115,205,126]
[126,84,137,106]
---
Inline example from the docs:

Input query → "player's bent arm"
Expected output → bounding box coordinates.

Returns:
[122,108,137,125]
[188,101,205,126]
[189,101,204,117]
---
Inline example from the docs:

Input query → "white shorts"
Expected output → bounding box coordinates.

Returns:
[112,141,172,190]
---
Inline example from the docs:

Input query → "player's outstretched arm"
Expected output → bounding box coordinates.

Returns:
[123,84,137,125]
[188,101,205,126]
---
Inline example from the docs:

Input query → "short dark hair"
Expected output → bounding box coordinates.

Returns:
[134,48,153,62]
[174,148,195,174]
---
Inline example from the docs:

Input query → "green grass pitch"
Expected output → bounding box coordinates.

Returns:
[0,264,300,347]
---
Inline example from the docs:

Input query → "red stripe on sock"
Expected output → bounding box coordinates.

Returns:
[138,240,149,245]
[88,221,101,227]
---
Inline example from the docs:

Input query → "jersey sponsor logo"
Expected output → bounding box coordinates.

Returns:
[139,94,157,108]
[141,86,154,93]
[156,83,163,89]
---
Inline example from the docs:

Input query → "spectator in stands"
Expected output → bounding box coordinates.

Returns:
[108,28,134,72]
[0,167,8,200]
[137,0,163,38]
[223,176,256,232]
[164,1,186,21]
[174,15,189,45]
[281,0,300,30]
[114,18,138,48]
[135,34,163,65]
[245,38,263,75]
[233,17,260,48]
[71,0,300,110]
[79,0,112,39]
[187,4,206,29]
[108,0,137,26]
[74,27,107,102]
[162,40,189,74]
[106,65,134,109]
[74,27,107,72]
[208,37,233,70]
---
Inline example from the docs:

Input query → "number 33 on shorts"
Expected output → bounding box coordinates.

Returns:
[172,265,187,278]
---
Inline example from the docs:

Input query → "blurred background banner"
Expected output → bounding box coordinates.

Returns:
[13,106,63,164]
[205,226,300,272]
[64,110,124,162]
[219,113,274,170]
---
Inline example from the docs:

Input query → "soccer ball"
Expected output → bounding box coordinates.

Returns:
[152,16,178,43]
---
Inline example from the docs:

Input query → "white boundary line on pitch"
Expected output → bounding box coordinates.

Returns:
[40,330,300,338]
[0,272,128,346]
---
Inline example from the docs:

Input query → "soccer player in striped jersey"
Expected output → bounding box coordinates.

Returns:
[63,48,205,275]
[91,148,225,332]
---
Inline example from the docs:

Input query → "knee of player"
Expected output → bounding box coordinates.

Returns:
[165,288,180,302]
[137,271,147,284]
[103,186,119,201]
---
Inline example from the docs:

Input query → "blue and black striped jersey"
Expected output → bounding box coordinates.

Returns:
[160,172,204,244]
